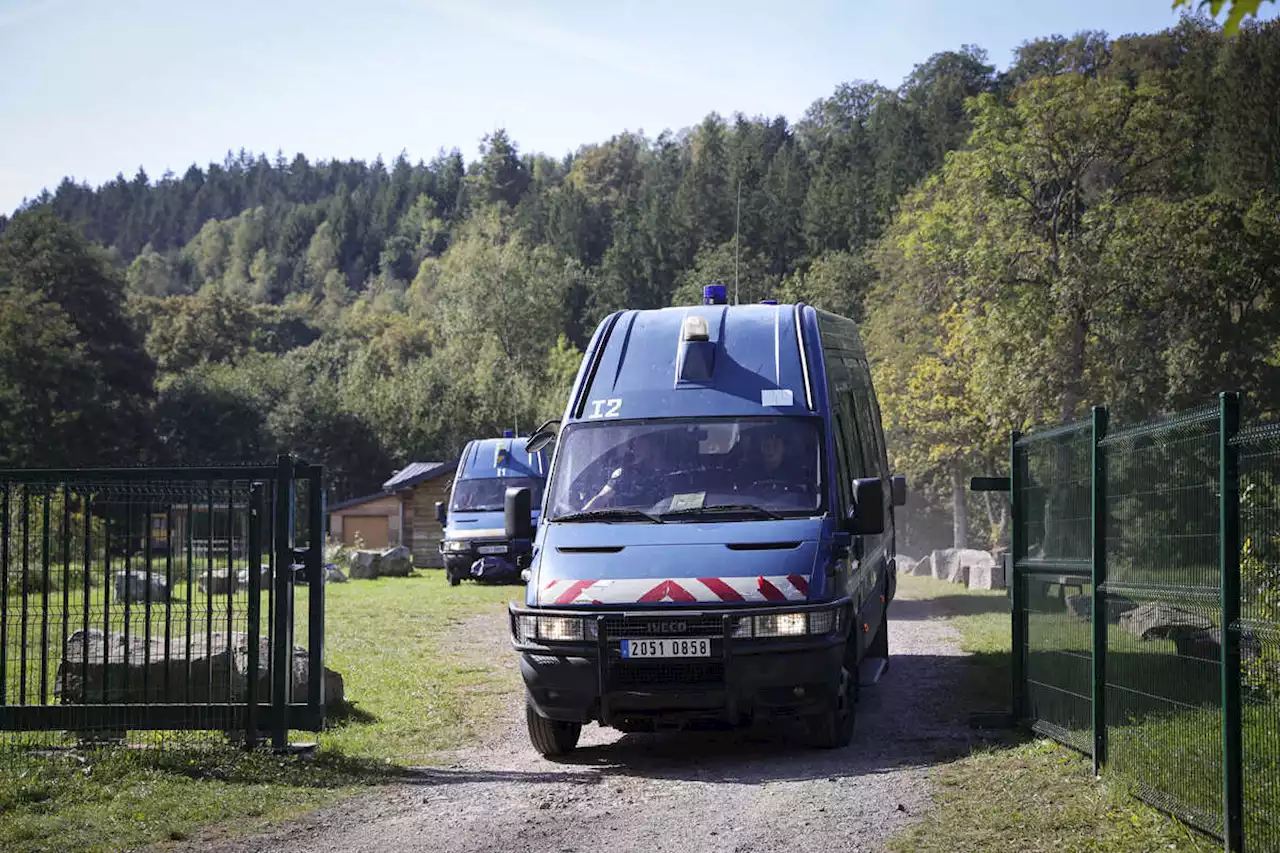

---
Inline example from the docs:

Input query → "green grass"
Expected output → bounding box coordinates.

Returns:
[890,574,1220,853]
[0,571,519,853]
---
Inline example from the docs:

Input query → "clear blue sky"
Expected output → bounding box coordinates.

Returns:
[0,0,1272,214]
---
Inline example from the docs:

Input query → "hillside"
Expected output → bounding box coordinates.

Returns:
[2,17,1279,550]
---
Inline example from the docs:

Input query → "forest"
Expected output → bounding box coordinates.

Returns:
[1,16,1278,552]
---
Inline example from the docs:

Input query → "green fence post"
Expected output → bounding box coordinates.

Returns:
[1220,392,1243,852]
[271,455,295,752]
[1010,429,1026,723]
[1092,406,1109,775]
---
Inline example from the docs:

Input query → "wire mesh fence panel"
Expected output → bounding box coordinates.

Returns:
[1100,408,1224,836]
[0,463,323,750]
[1236,424,1280,851]
[1014,421,1094,752]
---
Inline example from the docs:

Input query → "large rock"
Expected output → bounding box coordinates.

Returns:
[1172,626,1265,663]
[348,550,379,580]
[376,545,413,577]
[198,569,239,596]
[323,564,348,583]
[349,546,412,579]
[929,548,995,585]
[236,564,272,590]
[55,628,343,706]
[1119,601,1213,641]
[969,561,1007,591]
[1066,594,1139,624]
[113,571,170,604]
[894,555,918,577]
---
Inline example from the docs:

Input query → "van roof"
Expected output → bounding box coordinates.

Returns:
[570,303,816,423]
[456,436,548,481]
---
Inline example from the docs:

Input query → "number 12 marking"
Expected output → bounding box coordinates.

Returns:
[588,398,623,418]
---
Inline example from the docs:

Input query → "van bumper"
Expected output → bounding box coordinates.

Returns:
[512,601,853,728]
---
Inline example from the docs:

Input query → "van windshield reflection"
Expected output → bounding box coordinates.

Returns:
[450,477,544,513]
[546,418,822,521]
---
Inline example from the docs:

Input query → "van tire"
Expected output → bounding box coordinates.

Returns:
[526,702,581,757]
[446,570,461,587]
[806,663,856,749]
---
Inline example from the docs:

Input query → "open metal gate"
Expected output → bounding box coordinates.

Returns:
[0,456,326,749]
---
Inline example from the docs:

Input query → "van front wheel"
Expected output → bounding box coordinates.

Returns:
[805,663,856,749]
[526,702,581,757]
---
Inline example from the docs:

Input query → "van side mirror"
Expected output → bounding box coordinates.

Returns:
[525,420,560,454]
[435,501,446,525]
[891,475,907,507]
[505,486,533,541]
[847,477,885,536]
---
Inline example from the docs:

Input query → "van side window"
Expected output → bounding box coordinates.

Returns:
[831,409,853,516]
[849,389,880,477]
[836,391,868,479]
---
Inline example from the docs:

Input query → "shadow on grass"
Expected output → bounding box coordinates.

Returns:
[325,701,379,726]
[106,745,410,788]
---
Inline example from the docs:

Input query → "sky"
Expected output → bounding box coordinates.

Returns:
[1,0,1274,214]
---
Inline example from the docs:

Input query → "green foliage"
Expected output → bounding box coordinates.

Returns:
[0,210,155,467]
[8,19,1280,523]
[1173,0,1275,34]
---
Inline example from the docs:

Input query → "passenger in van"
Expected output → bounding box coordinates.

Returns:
[580,431,666,511]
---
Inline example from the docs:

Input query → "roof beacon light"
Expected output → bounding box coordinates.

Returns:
[502,429,514,438]
[702,284,727,305]
[760,298,778,305]
[683,315,710,342]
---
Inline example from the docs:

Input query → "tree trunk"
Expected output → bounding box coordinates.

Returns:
[952,468,969,550]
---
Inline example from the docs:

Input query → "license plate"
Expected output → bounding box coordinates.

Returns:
[620,638,711,658]
[476,544,508,555]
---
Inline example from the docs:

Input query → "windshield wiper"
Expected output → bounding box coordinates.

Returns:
[659,504,784,520]
[552,508,664,524]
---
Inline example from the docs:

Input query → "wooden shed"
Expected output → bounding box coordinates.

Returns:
[381,462,456,568]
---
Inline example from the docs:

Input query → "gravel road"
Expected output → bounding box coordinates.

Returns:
[176,592,985,853]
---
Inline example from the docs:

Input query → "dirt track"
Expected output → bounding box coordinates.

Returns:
[174,594,984,853]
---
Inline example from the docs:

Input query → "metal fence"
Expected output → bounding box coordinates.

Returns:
[0,456,326,750]
[1009,393,1279,852]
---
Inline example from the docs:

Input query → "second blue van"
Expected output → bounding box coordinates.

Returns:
[436,431,550,586]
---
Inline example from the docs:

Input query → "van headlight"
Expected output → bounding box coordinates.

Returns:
[515,614,597,643]
[444,540,469,552]
[733,608,841,638]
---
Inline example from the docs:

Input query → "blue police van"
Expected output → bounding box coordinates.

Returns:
[436,431,550,586]
[504,285,906,756]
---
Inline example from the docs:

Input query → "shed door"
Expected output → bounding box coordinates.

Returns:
[344,515,389,549]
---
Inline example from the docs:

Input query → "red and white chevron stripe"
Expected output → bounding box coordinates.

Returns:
[539,574,810,606]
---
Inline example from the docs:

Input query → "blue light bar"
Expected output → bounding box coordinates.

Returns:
[702,284,727,305]
[502,429,514,438]
[760,298,778,305]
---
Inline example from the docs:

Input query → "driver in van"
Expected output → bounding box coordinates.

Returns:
[744,423,808,496]
[580,431,666,511]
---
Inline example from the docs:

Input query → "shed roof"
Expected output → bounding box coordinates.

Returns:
[382,461,455,492]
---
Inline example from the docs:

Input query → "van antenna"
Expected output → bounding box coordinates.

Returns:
[734,179,742,306]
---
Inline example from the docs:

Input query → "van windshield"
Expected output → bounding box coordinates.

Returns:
[450,477,544,513]
[546,418,823,520]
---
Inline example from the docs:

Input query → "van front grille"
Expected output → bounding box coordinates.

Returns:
[599,615,729,639]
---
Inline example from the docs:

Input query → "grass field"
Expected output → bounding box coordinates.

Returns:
[0,571,518,853]
[887,574,1221,853]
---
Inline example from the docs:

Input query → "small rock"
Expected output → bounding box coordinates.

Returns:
[896,803,907,812]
